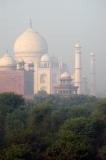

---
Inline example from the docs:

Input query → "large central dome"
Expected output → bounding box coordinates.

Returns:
[14,28,48,57]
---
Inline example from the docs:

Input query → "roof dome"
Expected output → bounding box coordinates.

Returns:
[0,52,16,68]
[41,54,49,62]
[61,72,71,79]
[75,42,80,48]
[14,28,48,56]
[90,52,95,56]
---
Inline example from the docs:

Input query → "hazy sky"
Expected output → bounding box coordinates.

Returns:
[0,0,106,96]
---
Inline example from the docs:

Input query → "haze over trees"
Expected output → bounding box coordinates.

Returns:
[0,92,106,160]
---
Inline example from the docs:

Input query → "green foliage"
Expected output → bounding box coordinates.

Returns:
[0,93,106,160]
[5,108,28,144]
[0,93,25,114]
[92,98,106,120]
[99,145,106,160]
[0,113,5,147]
[46,133,94,160]
[0,144,34,160]
[46,116,102,160]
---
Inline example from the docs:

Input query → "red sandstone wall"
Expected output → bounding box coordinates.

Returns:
[0,70,24,96]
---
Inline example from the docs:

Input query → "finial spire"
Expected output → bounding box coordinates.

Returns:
[29,16,32,28]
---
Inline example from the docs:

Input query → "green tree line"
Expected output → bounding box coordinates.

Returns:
[0,92,106,160]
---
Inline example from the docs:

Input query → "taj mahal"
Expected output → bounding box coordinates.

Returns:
[0,24,95,98]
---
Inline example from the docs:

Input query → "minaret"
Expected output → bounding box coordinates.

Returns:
[90,52,96,96]
[74,42,81,94]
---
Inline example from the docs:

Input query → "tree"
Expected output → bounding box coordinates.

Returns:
[0,93,25,114]
[46,131,94,160]
[0,144,34,160]
[98,145,106,160]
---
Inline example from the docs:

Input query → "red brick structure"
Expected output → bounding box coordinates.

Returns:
[0,70,34,99]
[54,72,78,96]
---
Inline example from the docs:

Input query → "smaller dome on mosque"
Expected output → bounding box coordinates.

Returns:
[75,42,80,48]
[41,54,49,62]
[0,52,16,68]
[60,72,71,79]
[90,52,95,56]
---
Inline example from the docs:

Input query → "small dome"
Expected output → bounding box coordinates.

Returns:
[0,52,16,67]
[14,28,48,56]
[41,54,49,62]
[90,52,95,56]
[75,42,80,48]
[61,72,70,79]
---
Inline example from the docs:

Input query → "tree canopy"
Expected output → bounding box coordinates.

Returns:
[0,93,105,160]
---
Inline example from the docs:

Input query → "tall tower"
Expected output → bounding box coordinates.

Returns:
[74,42,81,94]
[90,52,96,96]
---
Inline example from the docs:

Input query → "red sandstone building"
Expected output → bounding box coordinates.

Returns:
[0,53,34,99]
[54,72,78,96]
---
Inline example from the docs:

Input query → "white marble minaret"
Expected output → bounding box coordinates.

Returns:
[90,52,96,96]
[74,43,81,94]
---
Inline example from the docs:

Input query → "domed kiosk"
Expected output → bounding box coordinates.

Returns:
[55,72,78,96]
[0,52,16,70]
[60,72,70,80]
[41,54,49,62]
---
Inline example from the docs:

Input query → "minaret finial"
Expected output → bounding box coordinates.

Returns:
[29,16,32,28]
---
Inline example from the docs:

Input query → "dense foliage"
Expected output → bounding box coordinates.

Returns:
[0,92,106,160]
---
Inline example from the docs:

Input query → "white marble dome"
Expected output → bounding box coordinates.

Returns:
[90,52,95,56]
[61,72,70,79]
[14,28,48,57]
[0,52,16,68]
[75,42,80,48]
[41,54,49,62]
